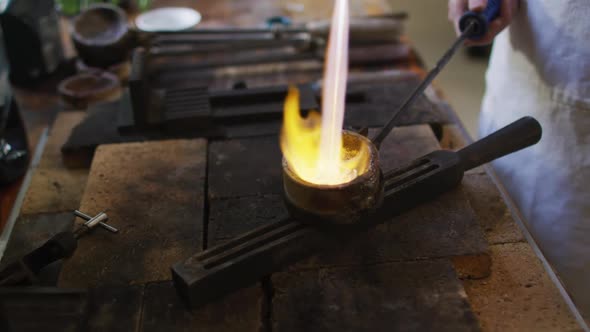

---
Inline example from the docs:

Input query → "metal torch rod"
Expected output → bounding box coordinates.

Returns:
[371,21,475,149]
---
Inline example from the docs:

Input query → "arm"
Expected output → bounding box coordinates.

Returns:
[448,0,520,45]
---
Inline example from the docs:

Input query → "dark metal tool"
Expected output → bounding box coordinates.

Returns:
[372,0,501,148]
[148,43,409,75]
[117,49,319,135]
[172,116,542,308]
[147,15,404,54]
[0,211,118,286]
[61,70,449,166]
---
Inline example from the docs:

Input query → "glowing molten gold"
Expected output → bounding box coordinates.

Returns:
[280,87,369,185]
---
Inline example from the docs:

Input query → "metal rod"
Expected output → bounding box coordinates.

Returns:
[371,22,475,149]
[152,28,308,35]
[153,52,318,72]
[73,210,93,220]
[154,36,289,45]
[95,221,118,233]
[150,38,310,56]
[74,210,118,233]
[148,12,408,36]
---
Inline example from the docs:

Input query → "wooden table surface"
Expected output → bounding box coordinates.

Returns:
[0,0,581,331]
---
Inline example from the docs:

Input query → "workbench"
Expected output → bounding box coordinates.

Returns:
[0,0,581,331]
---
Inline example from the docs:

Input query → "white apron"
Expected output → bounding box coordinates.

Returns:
[480,0,590,321]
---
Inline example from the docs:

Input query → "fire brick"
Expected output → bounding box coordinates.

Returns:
[59,139,207,287]
[272,259,480,331]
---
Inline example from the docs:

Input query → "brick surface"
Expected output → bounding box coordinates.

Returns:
[0,286,143,332]
[86,286,143,332]
[371,125,441,172]
[0,288,88,332]
[272,259,480,332]
[461,171,525,244]
[463,243,580,331]
[21,168,89,215]
[344,80,452,128]
[293,186,490,278]
[21,112,89,215]
[207,135,286,248]
[141,281,263,332]
[59,139,207,287]
[208,194,288,246]
[208,136,283,199]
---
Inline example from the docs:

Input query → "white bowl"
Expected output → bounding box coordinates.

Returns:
[135,7,202,32]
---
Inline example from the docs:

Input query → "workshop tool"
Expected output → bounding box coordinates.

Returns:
[73,210,119,235]
[172,116,542,307]
[0,211,117,286]
[117,48,320,134]
[61,70,451,167]
[372,0,501,148]
[116,48,420,136]
[147,15,404,54]
[142,15,405,76]
[149,43,409,75]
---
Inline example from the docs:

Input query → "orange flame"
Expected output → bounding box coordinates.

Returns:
[280,87,368,185]
[280,0,367,185]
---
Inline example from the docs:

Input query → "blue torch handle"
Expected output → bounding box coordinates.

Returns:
[459,0,502,39]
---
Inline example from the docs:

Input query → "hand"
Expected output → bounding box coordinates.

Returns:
[448,0,519,45]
